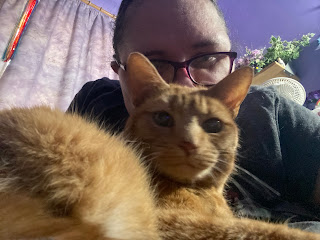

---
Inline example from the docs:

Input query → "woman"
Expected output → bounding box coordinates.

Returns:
[68,0,320,224]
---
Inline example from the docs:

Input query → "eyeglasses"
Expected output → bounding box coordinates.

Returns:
[116,52,237,86]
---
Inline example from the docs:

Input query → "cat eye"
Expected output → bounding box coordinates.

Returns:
[202,118,223,133]
[152,111,174,127]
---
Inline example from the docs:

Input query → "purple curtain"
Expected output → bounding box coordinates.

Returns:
[0,0,118,111]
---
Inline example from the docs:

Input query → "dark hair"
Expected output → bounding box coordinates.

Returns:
[112,0,226,62]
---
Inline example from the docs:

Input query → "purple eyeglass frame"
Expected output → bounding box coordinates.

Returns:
[116,51,237,86]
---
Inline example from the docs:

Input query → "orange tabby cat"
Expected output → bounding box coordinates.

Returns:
[123,52,320,240]
[0,106,159,239]
[0,52,319,240]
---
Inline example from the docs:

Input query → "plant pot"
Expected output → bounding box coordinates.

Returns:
[252,61,299,85]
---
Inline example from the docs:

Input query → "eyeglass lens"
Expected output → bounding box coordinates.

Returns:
[150,53,232,85]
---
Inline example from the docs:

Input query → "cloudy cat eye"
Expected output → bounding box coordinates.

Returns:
[152,111,174,127]
[116,52,237,86]
[202,118,223,133]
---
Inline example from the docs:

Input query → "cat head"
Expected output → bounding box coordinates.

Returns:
[123,52,253,189]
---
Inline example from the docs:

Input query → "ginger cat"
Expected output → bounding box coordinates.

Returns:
[0,106,159,239]
[123,53,320,240]
[0,52,319,240]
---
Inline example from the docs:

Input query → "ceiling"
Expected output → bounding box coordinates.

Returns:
[89,0,121,16]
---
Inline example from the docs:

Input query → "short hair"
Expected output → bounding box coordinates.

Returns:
[112,0,226,62]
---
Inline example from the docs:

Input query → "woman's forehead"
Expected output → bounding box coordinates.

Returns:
[120,0,230,62]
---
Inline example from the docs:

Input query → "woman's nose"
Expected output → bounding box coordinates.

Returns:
[173,68,195,87]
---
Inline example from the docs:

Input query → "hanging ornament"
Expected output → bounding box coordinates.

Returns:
[0,0,40,78]
[316,37,320,51]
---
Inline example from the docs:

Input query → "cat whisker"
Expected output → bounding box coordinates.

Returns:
[141,152,164,177]
[125,139,141,145]
[214,158,280,197]
[217,150,234,154]
[211,165,232,178]
[233,165,280,197]
[227,177,254,205]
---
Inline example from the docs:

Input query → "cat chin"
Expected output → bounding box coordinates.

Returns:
[158,164,214,184]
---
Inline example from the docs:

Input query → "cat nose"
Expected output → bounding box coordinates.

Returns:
[178,141,198,156]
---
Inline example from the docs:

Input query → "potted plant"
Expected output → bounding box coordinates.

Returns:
[235,47,266,73]
[236,33,315,84]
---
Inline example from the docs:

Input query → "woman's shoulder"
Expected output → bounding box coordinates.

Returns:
[238,85,281,116]
[80,77,121,94]
[67,78,124,115]
[245,85,280,103]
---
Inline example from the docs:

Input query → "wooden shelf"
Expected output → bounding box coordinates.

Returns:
[252,61,299,85]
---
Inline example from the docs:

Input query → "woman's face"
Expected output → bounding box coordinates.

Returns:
[114,0,231,112]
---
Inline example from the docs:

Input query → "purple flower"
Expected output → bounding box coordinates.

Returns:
[244,59,251,65]
[236,58,244,65]
[252,49,260,56]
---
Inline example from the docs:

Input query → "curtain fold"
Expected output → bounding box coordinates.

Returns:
[0,0,118,111]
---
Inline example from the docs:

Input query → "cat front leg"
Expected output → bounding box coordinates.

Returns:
[0,193,110,240]
[158,209,320,240]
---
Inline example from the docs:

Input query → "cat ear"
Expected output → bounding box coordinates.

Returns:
[204,67,253,117]
[124,52,169,108]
